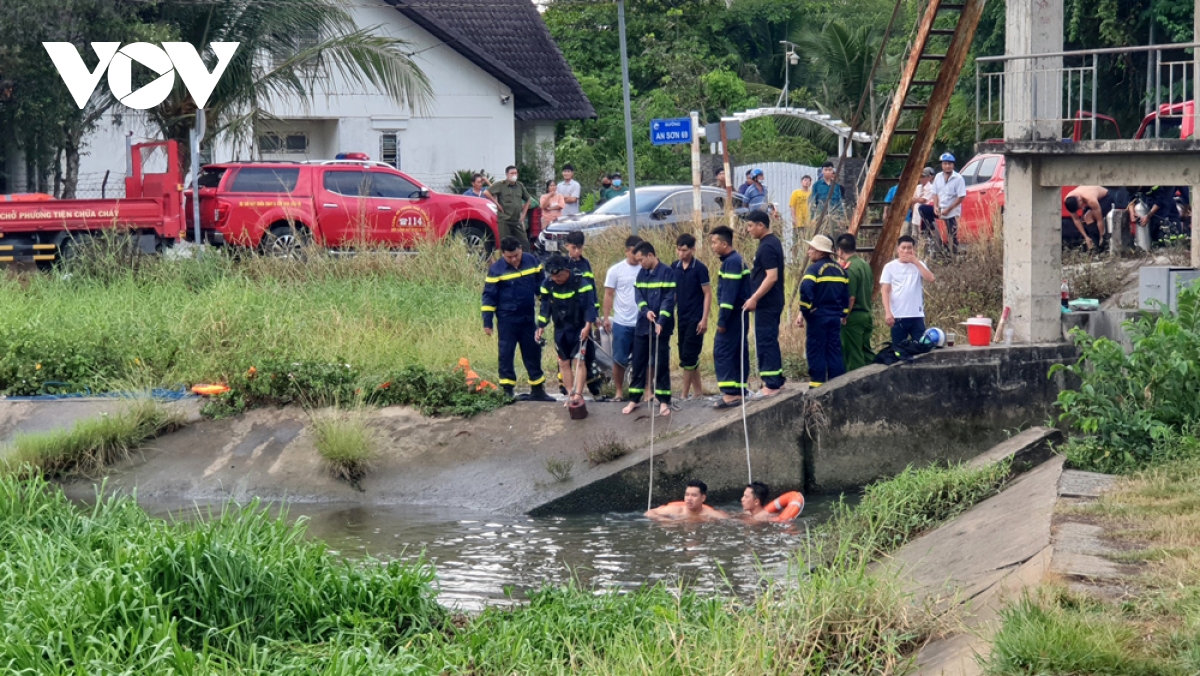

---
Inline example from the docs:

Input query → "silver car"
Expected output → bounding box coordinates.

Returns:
[537,186,747,253]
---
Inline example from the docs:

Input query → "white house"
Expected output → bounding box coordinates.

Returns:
[4,0,593,196]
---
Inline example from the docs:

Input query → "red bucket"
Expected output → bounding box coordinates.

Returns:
[964,317,993,346]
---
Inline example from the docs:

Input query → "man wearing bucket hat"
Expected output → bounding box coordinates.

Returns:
[796,234,849,387]
[932,153,967,254]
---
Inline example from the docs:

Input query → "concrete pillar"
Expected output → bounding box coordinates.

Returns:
[1003,0,1064,342]
[1003,0,1063,142]
[1004,157,1062,343]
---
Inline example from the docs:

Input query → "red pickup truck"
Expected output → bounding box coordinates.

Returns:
[0,141,185,264]
[190,160,500,255]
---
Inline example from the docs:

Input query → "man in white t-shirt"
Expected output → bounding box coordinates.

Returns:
[932,153,967,254]
[880,235,936,344]
[603,235,644,400]
[908,167,936,237]
[557,164,582,217]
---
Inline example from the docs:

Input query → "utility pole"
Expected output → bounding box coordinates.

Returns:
[720,119,734,229]
[690,110,702,236]
[617,0,638,234]
[1191,0,1199,267]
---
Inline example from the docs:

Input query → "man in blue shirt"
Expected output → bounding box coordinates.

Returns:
[809,162,845,226]
[744,168,768,209]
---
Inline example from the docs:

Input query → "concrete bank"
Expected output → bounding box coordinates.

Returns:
[20,343,1074,515]
[535,343,1075,513]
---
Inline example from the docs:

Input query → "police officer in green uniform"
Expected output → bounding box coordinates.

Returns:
[489,165,532,250]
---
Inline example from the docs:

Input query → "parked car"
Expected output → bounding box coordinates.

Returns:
[537,186,746,253]
[191,159,500,255]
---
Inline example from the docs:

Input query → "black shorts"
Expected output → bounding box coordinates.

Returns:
[677,319,704,371]
[554,325,585,361]
[1083,195,1114,221]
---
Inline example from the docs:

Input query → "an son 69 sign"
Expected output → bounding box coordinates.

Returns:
[43,42,240,110]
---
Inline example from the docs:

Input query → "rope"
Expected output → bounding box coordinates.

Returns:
[740,308,753,484]
[646,329,657,511]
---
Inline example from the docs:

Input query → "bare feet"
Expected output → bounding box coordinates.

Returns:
[622,401,641,415]
[658,403,671,417]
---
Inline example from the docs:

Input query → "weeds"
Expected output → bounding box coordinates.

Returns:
[311,408,379,487]
[2,399,185,477]
[583,430,631,466]
[1063,248,1133,301]
[544,457,574,482]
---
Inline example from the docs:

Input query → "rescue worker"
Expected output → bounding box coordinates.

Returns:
[623,241,676,418]
[709,225,751,409]
[743,210,786,397]
[564,230,603,398]
[536,255,597,405]
[796,234,850,388]
[481,237,553,401]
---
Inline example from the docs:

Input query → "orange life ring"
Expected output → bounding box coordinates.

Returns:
[191,384,230,396]
[665,501,721,514]
[764,491,805,521]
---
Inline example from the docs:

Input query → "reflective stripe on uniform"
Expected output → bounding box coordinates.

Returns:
[718,381,748,388]
[654,389,671,396]
[760,369,783,377]
[634,281,677,288]
[486,265,543,284]
[528,376,546,386]
[720,303,734,309]
[481,305,496,312]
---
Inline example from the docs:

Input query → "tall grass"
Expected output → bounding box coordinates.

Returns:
[311,407,379,486]
[0,454,1015,675]
[1,398,185,477]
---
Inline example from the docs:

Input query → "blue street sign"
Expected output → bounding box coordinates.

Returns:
[650,117,692,145]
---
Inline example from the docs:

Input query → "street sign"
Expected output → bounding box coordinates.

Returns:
[651,117,692,145]
[705,120,741,142]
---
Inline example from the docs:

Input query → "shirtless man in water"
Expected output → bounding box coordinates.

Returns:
[740,481,775,522]
[645,479,729,521]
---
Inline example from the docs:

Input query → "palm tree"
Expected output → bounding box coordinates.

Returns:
[142,0,432,170]
[791,21,886,133]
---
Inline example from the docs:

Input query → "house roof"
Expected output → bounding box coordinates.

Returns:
[386,0,596,122]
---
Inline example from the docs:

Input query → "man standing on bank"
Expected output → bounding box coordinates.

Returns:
[710,226,752,409]
[743,210,786,397]
[481,237,554,401]
[489,166,532,251]
[671,233,711,400]
[881,235,936,344]
[796,234,849,388]
[836,233,875,370]
[623,242,676,418]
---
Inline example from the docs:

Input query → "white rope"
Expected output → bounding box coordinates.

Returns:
[741,308,753,484]
[646,329,657,511]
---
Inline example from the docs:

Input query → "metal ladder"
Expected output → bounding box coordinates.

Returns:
[848,0,989,280]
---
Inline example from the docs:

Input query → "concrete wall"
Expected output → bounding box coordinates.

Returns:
[533,343,1077,514]
[68,0,517,195]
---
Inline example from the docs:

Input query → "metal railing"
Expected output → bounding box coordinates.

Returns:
[975,42,1198,142]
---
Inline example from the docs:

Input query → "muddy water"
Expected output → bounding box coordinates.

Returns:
[247,496,842,610]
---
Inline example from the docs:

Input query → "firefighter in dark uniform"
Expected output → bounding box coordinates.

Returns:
[797,234,850,388]
[536,254,597,403]
[481,237,554,401]
[622,241,676,418]
[563,230,603,397]
[709,225,752,408]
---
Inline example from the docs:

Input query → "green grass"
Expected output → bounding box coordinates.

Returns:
[311,408,379,486]
[1,398,185,477]
[0,456,1015,675]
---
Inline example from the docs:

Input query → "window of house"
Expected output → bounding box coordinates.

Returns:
[229,168,301,193]
[367,172,422,199]
[258,132,308,155]
[323,170,367,197]
[380,133,399,169]
[272,28,321,71]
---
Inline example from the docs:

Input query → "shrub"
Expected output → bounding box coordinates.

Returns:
[1052,282,1200,473]
[584,431,631,466]
[312,409,379,486]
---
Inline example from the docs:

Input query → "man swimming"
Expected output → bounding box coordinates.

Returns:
[645,479,729,521]
[740,481,805,522]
